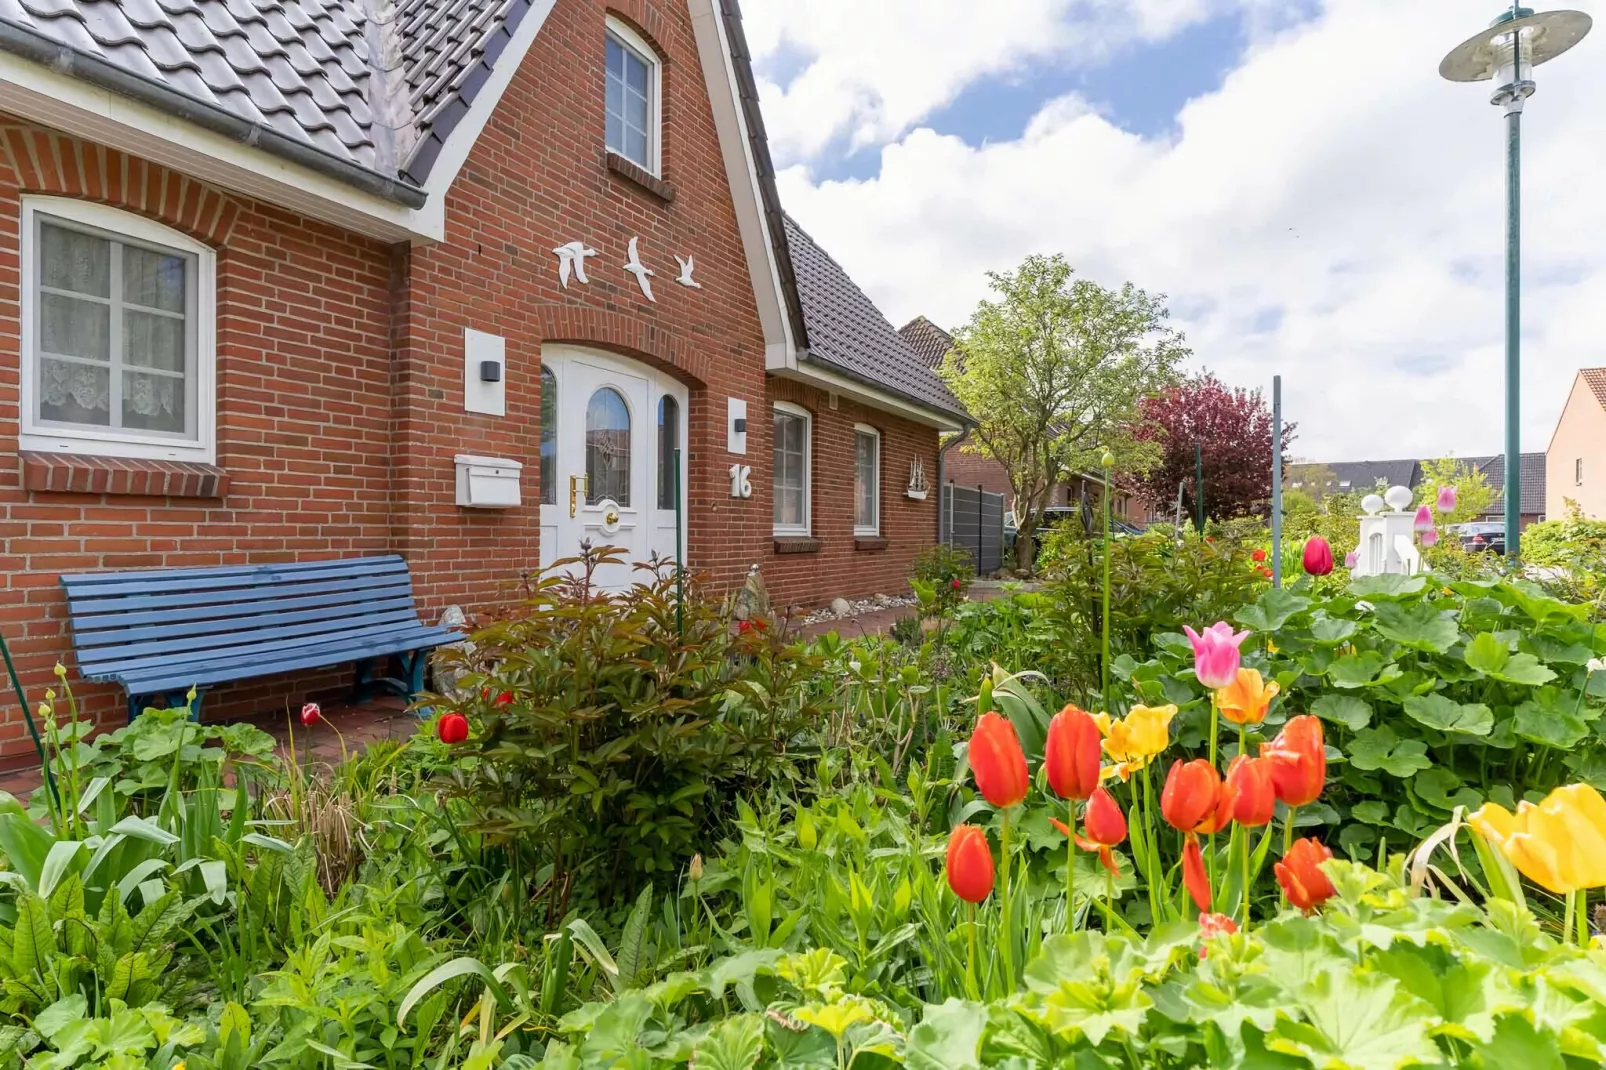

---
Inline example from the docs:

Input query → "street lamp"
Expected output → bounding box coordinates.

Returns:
[1439,5,1590,560]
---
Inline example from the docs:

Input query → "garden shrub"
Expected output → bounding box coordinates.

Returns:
[428,546,824,919]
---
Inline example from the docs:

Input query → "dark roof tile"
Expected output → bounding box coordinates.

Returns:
[1475,453,1546,516]
[897,316,954,368]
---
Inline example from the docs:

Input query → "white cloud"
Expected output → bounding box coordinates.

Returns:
[770,0,1606,463]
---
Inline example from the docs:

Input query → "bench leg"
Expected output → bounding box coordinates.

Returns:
[403,650,430,718]
[352,658,374,703]
[128,694,146,724]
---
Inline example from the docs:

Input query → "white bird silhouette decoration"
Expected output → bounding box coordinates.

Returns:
[673,254,702,289]
[623,237,655,302]
[551,241,597,289]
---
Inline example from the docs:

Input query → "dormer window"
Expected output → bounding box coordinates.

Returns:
[605,18,660,174]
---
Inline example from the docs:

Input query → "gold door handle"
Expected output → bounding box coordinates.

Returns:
[569,475,579,518]
[604,509,620,526]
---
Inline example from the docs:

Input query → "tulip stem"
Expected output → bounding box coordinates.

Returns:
[1578,889,1590,948]
[1241,825,1252,932]
[1284,805,1298,858]
[1067,800,1078,934]
[1566,891,1577,947]
[1209,692,1219,770]
[966,903,979,999]
[1000,809,1014,987]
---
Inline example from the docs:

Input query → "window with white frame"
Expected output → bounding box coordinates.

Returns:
[773,402,811,534]
[853,425,880,535]
[605,18,660,173]
[21,198,215,463]
[1577,458,1585,486]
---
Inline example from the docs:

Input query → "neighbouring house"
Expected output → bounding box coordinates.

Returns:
[1288,454,1546,528]
[897,315,1152,531]
[1546,368,1606,519]
[0,0,966,751]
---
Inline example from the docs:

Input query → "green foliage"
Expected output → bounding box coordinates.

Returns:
[939,254,1187,568]
[1416,457,1497,526]
[909,543,974,620]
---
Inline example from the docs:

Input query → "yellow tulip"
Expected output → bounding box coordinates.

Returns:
[1092,704,1176,780]
[1215,668,1279,726]
[1469,783,1606,894]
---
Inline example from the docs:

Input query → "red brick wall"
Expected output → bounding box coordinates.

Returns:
[0,0,945,754]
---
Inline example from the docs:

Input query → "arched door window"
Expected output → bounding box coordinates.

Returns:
[586,387,631,505]
[657,395,679,509]
[540,366,557,505]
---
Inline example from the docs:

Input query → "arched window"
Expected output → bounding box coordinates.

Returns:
[540,366,557,505]
[657,394,679,509]
[586,387,631,505]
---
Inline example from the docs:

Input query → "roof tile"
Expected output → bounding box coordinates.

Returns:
[897,316,954,368]
[1581,368,1606,409]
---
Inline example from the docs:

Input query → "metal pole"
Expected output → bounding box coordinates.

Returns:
[673,447,684,636]
[1194,442,1204,534]
[1101,463,1112,699]
[1504,102,1522,559]
[1271,375,1283,587]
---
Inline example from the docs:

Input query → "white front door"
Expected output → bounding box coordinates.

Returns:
[539,346,687,589]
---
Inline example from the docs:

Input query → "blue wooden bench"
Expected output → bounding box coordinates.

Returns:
[60,555,460,722]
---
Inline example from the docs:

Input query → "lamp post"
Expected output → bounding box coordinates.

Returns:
[1439,5,1590,561]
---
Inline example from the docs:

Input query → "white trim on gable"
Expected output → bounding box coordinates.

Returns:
[687,0,798,371]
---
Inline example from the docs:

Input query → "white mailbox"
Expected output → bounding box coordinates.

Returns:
[455,455,522,509]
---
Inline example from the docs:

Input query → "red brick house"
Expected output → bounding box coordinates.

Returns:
[0,0,967,748]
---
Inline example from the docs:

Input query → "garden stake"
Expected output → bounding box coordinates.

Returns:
[0,623,55,804]
[1100,455,1112,701]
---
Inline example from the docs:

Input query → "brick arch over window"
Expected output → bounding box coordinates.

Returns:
[605,1,670,58]
[0,122,241,247]
[534,307,711,386]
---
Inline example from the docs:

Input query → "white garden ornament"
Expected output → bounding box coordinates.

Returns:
[1350,485,1423,577]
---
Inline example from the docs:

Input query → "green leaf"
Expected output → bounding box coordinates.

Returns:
[691,1014,766,1070]
[1401,694,1493,737]
[1372,602,1459,653]
[33,995,87,1040]
[397,957,510,1028]
[1310,617,1359,645]
[12,892,54,975]
[615,885,652,991]
[1266,967,1440,1070]
[1465,633,1558,686]
[1327,652,1401,689]
[1351,801,1390,825]
[1348,574,1427,599]
[1311,695,1372,732]
[1347,726,1432,778]
[1475,1014,1565,1070]
[1514,691,1590,749]
[1235,589,1311,632]
[1410,768,1466,812]
[906,1001,988,1070]
[36,841,85,900]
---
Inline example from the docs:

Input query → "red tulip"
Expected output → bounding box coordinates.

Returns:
[1263,715,1326,808]
[951,577,962,590]
[1162,759,1225,834]
[1225,755,1276,828]
[1075,787,1128,877]
[300,702,321,727]
[945,825,994,903]
[1302,537,1334,577]
[1251,548,1267,563]
[1275,837,1336,913]
[1182,834,1211,912]
[437,712,469,745]
[481,688,514,706]
[969,712,1029,809]
[1045,705,1102,801]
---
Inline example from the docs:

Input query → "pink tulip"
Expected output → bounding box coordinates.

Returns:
[1183,621,1251,689]
[1303,536,1334,577]
[1436,486,1457,513]
[1422,529,1439,547]
[1413,505,1433,532]
[1344,550,1358,568]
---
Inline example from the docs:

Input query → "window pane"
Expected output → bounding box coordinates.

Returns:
[773,411,808,528]
[540,367,557,506]
[625,51,647,94]
[123,246,186,312]
[586,387,631,506]
[124,309,185,372]
[607,37,624,77]
[657,395,679,510]
[122,370,185,433]
[40,292,109,361]
[41,223,109,297]
[855,432,877,530]
[39,359,110,426]
[625,127,647,168]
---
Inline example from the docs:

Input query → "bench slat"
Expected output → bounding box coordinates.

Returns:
[74,604,427,664]
[66,574,417,626]
[71,595,425,652]
[108,626,458,694]
[61,555,410,596]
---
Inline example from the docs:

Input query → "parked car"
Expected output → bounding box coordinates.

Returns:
[1004,506,1142,563]
[1458,522,1506,555]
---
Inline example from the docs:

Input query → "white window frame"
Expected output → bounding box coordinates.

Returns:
[772,401,811,536]
[604,16,662,176]
[19,196,216,464]
[853,423,880,536]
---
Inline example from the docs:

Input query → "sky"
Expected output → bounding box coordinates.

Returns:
[741,0,1606,464]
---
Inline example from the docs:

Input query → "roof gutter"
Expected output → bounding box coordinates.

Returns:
[936,425,973,546]
[797,350,971,431]
[0,22,429,209]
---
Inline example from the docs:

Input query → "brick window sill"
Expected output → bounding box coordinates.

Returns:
[21,452,229,498]
[773,535,821,555]
[606,152,676,203]
[854,536,889,552]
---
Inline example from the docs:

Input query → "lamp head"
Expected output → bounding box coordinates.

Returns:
[1439,9,1591,83]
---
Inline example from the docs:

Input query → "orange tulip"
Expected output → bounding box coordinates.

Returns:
[1215,668,1279,726]
[1182,833,1211,911]
[1275,837,1336,913]
[1263,715,1326,808]
[1045,705,1102,800]
[1162,759,1226,834]
[1225,755,1276,828]
[1074,787,1127,876]
[945,825,995,903]
[969,712,1029,809]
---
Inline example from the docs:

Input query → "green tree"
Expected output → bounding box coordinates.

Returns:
[1415,457,1496,526]
[940,254,1187,570]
